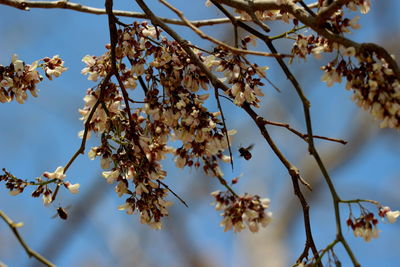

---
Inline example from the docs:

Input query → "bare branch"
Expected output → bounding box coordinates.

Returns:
[0,210,55,267]
[0,0,246,27]
[258,117,348,145]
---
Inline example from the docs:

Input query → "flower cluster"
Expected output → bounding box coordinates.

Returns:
[78,21,275,229]
[287,12,399,130]
[291,10,360,59]
[289,1,400,130]
[42,55,68,80]
[204,45,267,107]
[318,0,371,14]
[346,204,400,242]
[321,51,400,129]
[211,190,272,233]
[291,34,335,60]
[1,167,79,207]
[0,54,66,104]
[346,212,379,242]
[81,22,263,229]
[35,166,80,206]
[0,168,29,196]
[81,54,111,82]
[343,0,371,14]
[79,84,122,136]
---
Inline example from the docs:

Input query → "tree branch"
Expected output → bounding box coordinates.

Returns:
[215,0,400,78]
[159,0,290,58]
[0,210,55,267]
[0,0,247,27]
[316,0,352,24]
[258,118,348,145]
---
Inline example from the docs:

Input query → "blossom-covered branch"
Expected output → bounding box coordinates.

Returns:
[1,0,400,266]
[216,0,400,77]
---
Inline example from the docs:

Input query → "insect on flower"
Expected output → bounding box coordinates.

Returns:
[238,144,254,160]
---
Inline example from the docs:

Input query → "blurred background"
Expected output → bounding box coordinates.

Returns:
[0,1,399,266]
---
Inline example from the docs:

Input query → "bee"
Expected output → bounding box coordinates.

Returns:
[238,144,254,160]
[52,206,70,220]
[57,207,68,220]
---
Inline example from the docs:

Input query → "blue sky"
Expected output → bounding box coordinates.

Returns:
[0,1,399,266]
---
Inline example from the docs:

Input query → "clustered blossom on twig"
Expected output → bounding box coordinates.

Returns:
[211,190,272,233]
[337,0,371,14]
[0,54,67,104]
[0,167,80,206]
[347,211,379,242]
[216,0,400,130]
[205,42,268,107]
[322,51,400,129]
[346,203,400,242]
[287,1,400,129]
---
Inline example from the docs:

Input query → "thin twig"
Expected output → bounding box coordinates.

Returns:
[313,238,340,266]
[214,87,235,170]
[158,180,189,207]
[0,0,251,27]
[259,118,347,145]
[339,199,380,205]
[159,0,291,58]
[1,168,59,187]
[269,25,307,40]
[51,72,112,202]
[50,72,112,200]
[316,0,352,24]
[0,210,56,267]
[298,0,316,17]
